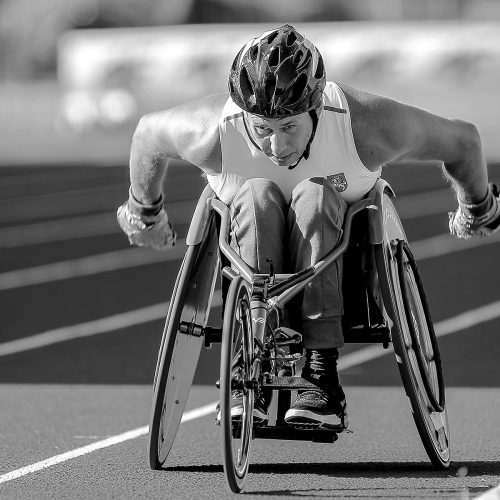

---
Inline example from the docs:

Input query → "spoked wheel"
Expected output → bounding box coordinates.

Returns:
[375,192,450,469]
[148,216,219,470]
[219,276,254,493]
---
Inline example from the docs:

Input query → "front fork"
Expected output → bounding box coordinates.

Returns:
[248,296,267,388]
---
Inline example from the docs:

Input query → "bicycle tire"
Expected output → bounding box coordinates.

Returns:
[375,192,450,469]
[220,276,254,493]
[148,219,219,470]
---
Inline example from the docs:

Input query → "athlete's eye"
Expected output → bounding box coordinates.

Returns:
[254,125,271,136]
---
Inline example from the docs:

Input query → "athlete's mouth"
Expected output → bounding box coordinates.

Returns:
[270,153,293,163]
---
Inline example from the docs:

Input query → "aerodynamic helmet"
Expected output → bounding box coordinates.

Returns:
[228,24,326,117]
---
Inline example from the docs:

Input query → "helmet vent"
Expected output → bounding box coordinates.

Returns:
[285,73,307,105]
[292,50,304,66]
[314,56,325,79]
[266,31,279,45]
[250,44,259,60]
[269,47,280,68]
[239,67,254,102]
[286,31,297,46]
[265,74,277,105]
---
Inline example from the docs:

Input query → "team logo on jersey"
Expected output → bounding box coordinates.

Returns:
[327,173,348,192]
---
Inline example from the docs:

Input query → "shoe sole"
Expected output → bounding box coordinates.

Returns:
[216,409,268,426]
[284,410,348,431]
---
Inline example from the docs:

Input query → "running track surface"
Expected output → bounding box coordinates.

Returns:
[0,162,499,499]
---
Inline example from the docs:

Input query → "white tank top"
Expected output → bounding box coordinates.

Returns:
[207,82,382,205]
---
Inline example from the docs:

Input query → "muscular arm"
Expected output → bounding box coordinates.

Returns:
[342,85,489,204]
[128,94,227,204]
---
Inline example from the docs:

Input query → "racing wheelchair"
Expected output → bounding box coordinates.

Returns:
[147,179,450,493]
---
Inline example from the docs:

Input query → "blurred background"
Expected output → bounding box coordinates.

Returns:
[1,0,500,166]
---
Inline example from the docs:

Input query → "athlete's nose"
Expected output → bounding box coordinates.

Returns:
[269,132,288,157]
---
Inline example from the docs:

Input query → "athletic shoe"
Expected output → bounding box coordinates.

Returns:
[216,390,270,426]
[284,389,348,430]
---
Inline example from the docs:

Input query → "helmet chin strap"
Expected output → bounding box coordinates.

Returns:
[287,109,319,170]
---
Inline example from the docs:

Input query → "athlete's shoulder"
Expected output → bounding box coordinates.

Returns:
[337,84,399,116]
[175,93,229,128]
[334,84,412,167]
[140,94,228,172]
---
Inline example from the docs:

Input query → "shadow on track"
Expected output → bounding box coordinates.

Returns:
[163,460,500,478]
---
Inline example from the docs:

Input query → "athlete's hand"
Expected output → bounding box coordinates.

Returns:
[117,190,177,251]
[449,183,500,239]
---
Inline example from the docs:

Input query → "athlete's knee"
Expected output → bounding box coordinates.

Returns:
[291,177,346,219]
[236,178,286,209]
[243,178,281,195]
[293,177,342,200]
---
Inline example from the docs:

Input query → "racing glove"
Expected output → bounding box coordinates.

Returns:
[449,183,500,239]
[117,188,177,251]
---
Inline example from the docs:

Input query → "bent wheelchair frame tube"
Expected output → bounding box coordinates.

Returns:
[207,197,376,308]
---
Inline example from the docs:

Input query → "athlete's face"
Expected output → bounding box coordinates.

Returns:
[246,112,313,167]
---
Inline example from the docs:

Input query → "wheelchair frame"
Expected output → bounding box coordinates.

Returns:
[147,179,450,493]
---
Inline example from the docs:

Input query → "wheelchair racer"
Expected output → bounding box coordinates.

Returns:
[118,24,500,431]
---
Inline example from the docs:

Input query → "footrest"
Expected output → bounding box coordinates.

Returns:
[262,376,317,390]
[253,425,338,443]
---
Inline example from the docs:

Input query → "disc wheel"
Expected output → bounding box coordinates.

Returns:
[219,276,254,493]
[148,218,219,470]
[375,192,450,469]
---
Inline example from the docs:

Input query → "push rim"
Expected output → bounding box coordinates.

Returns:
[396,239,445,412]
[375,192,450,468]
[148,217,219,469]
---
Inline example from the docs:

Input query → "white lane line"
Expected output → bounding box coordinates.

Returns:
[393,188,454,220]
[409,231,500,261]
[475,484,500,500]
[0,402,215,485]
[0,299,498,485]
[0,244,186,292]
[0,303,166,357]
[3,231,500,291]
[0,292,223,357]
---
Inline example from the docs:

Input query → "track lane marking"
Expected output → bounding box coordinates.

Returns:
[2,232,499,291]
[0,292,223,357]
[338,299,500,371]
[0,403,215,485]
[408,231,500,260]
[475,484,500,499]
[0,299,499,484]
[0,244,186,291]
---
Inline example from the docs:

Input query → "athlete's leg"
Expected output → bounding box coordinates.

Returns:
[226,178,287,424]
[287,176,347,349]
[229,178,287,274]
[286,177,348,429]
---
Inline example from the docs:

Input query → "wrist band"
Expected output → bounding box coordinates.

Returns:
[128,187,164,216]
[458,185,492,216]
